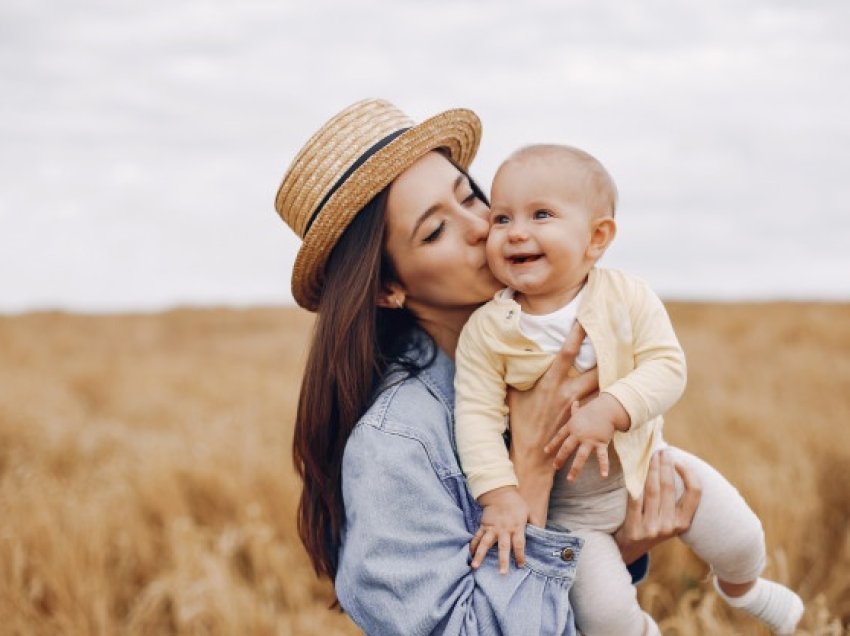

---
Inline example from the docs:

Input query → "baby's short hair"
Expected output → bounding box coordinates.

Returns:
[504,144,618,218]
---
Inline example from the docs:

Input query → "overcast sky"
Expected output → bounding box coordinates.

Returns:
[2,0,849,312]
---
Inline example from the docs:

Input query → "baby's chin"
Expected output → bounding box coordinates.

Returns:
[497,271,553,296]
[495,275,539,295]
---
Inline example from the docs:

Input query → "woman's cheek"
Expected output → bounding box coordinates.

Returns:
[484,239,500,275]
[425,251,475,297]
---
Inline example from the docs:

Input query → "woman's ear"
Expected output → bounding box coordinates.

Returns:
[586,217,617,260]
[376,282,406,310]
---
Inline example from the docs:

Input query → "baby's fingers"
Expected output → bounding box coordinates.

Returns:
[498,531,512,575]
[596,444,610,478]
[470,528,496,569]
[512,531,526,568]
[469,526,485,556]
[547,401,581,454]
[544,424,569,454]
[567,443,592,481]
[553,435,580,470]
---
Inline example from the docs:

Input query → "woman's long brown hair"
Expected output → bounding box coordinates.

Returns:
[292,156,489,588]
[291,186,426,585]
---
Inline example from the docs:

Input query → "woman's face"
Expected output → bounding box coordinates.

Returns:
[384,152,502,314]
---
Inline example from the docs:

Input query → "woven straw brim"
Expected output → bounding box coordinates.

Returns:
[284,108,481,311]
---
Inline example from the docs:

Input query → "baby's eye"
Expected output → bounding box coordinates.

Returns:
[533,209,553,219]
[492,214,510,225]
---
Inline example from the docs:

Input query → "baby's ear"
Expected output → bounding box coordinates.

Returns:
[587,216,617,260]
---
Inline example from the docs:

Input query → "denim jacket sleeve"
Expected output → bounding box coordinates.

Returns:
[335,374,584,636]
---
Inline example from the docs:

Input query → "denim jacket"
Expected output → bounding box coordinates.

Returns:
[335,335,647,635]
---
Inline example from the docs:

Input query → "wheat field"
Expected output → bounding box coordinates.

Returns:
[0,303,848,635]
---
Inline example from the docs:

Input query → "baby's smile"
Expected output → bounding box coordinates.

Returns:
[506,252,543,265]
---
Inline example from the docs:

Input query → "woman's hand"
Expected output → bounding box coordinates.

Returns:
[614,448,702,565]
[507,323,599,527]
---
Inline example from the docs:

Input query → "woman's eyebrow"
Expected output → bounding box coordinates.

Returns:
[410,204,440,241]
[410,174,466,241]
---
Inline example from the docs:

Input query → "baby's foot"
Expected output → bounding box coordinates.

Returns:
[714,577,804,635]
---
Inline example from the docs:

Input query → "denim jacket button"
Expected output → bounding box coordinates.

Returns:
[560,547,574,562]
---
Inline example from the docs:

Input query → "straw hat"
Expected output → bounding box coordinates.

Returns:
[275,98,482,311]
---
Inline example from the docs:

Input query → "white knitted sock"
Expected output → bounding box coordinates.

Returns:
[641,611,661,636]
[714,577,804,635]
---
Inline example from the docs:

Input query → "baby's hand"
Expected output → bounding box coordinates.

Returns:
[545,394,628,481]
[470,486,529,574]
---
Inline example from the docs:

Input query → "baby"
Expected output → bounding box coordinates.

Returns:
[454,145,803,635]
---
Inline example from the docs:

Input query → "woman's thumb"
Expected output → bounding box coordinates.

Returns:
[554,321,586,372]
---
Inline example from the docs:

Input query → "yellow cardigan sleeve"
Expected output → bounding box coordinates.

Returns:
[454,309,519,499]
[602,277,687,430]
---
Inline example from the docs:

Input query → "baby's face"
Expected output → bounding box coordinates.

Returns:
[487,159,597,300]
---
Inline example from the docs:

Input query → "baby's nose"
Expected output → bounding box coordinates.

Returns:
[508,226,528,241]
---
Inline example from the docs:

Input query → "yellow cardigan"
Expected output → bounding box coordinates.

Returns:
[454,267,687,500]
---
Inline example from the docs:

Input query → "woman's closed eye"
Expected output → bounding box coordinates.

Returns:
[423,221,445,243]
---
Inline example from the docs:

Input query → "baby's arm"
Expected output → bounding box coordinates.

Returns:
[455,312,527,573]
[602,276,687,431]
[454,312,517,498]
[546,276,685,480]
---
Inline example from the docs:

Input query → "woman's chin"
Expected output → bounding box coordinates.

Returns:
[485,281,505,299]
[476,270,504,293]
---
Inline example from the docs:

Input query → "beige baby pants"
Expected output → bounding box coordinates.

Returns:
[548,446,767,636]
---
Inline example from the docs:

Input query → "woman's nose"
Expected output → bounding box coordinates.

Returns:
[462,210,490,243]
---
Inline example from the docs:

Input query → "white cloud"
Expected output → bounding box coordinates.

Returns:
[1,0,849,311]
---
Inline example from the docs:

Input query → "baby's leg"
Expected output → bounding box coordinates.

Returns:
[667,447,766,582]
[569,529,659,636]
[667,447,803,634]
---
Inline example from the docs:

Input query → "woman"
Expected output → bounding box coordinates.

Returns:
[275,99,701,635]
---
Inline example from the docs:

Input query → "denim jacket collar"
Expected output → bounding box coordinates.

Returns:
[380,328,456,414]
[417,343,456,412]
